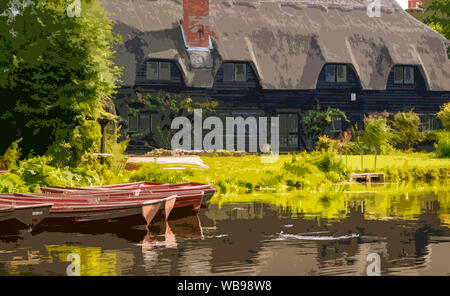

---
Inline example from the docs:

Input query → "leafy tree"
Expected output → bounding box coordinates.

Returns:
[389,110,422,150]
[425,0,450,58]
[301,103,347,151]
[437,101,450,131]
[350,123,367,170]
[407,0,450,58]
[0,0,122,165]
[361,115,392,171]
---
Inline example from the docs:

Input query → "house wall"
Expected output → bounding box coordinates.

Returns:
[114,61,449,153]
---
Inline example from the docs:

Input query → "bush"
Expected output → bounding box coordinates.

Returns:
[435,131,450,158]
[312,150,348,181]
[0,173,29,193]
[389,111,422,150]
[0,138,22,171]
[128,163,191,184]
[437,101,450,131]
[316,135,337,152]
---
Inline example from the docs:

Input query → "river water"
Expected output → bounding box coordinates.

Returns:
[1,190,450,276]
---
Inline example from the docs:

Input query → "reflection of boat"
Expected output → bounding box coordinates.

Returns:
[142,215,204,252]
[0,194,176,226]
[0,199,52,229]
[41,182,217,208]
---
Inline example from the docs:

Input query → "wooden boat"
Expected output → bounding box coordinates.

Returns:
[0,194,177,226]
[0,206,14,222]
[41,182,217,207]
[0,199,52,229]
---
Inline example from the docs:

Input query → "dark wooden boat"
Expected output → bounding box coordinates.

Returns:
[0,199,52,229]
[41,182,217,207]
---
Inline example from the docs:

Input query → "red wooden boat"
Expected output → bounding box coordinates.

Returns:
[0,194,177,226]
[41,182,217,207]
[0,206,14,222]
[17,189,204,218]
[0,199,52,229]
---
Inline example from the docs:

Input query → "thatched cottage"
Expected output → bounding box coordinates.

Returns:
[100,0,450,152]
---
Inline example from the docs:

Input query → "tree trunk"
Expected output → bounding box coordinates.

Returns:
[374,151,377,172]
[361,151,364,170]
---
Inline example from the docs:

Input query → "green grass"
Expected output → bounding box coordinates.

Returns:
[339,153,450,171]
[188,153,450,185]
[182,153,449,199]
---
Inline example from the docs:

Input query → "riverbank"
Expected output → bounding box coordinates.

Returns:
[184,153,449,197]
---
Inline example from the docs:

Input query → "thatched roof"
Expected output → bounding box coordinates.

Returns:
[101,0,450,91]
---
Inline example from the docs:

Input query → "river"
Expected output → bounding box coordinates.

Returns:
[1,190,449,275]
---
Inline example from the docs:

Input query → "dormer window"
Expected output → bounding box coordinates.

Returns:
[325,64,347,83]
[394,66,414,84]
[223,63,247,82]
[146,61,171,80]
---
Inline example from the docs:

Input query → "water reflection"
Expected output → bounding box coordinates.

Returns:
[0,190,449,275]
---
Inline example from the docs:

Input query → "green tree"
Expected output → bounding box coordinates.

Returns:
[361,115,392,171]
[301,103,347,151]
[0,0,122,165]
[437,101,450,131]
[389,110,422,150]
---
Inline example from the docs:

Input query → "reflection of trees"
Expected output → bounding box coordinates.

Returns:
[205,190,450,275]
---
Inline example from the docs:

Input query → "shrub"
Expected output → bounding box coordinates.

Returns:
[389,111,422,150]
[128,163,191,184]
[435,131,450,158]
[313,150,348,181]
[301,103,347,151]
[437,101,450,131]
[0,138,22,171]
[316,135,337,152]
[0,173,29,193]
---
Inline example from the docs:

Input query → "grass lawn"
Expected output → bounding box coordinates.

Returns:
[339,153,450,171]
[187,153,450,185]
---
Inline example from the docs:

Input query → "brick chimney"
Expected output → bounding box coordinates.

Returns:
[408,0,423,9]
[181,0,214,68]
[182,0,211,48]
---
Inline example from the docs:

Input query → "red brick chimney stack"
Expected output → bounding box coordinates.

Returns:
[408,0,423,9]
[182,0,211,48]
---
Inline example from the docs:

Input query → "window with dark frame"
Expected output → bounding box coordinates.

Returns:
[336,65,347,82]
[404,66,414,84]
[139,113,151,133]
[223,63,235,82]
[146,61,171,80]
[146,61,159,80]
[325,65,336,82]
[222,63,247,82]
[235,63,246,82]
[279,113,299,149]
[128,114,138,132]
[325,64,347,83]
[158,62,171,80]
